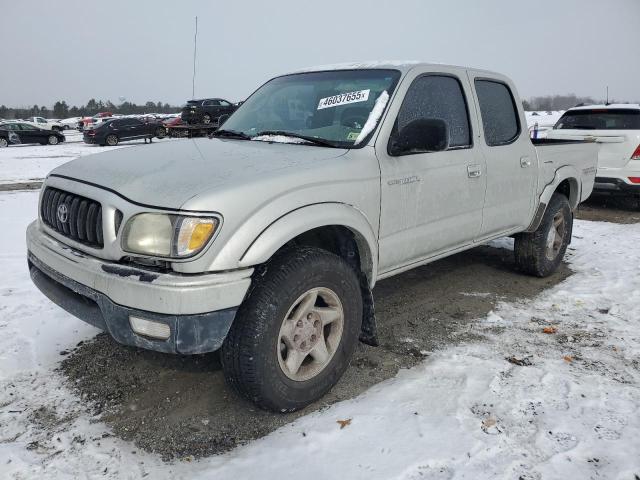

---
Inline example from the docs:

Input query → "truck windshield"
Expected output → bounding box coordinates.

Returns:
[221,69,401,148]
[554,109,640,130]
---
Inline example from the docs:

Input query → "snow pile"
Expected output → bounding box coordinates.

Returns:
[0,189,639,479]
[251,134,308,145]
[354,90,389,145]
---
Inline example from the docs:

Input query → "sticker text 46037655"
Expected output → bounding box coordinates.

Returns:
[317,89,370,110]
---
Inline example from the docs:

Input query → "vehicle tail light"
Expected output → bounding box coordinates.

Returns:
[628,177,640,184]
[631,144,640,160]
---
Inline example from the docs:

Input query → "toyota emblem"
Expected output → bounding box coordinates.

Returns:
[57,203,69,223]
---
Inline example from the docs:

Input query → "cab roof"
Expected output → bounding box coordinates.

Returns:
[290,60,499,77]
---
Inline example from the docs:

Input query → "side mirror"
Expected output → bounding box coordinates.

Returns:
[390,118,449,156]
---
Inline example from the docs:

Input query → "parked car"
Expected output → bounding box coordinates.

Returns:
[546,104,640,199]
[23,116,64,132]
[181,98,237,125]
[78,115,114,131]
[83,117,166,146]
[59,117,82,130]
[0,121,65,147]
[26,62,597,412]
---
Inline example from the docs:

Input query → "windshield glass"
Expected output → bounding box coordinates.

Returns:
[222,69,401,147]
[555,109,640,130]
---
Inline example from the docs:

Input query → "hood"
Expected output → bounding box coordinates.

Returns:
[50,138,347,209]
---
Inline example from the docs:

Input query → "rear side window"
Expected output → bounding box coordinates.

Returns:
[475,80,520,146]
[555,109,640,130]
[396,75,471,148]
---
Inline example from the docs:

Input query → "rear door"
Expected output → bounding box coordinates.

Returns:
[469,73,537,238]
[376,69,487,274]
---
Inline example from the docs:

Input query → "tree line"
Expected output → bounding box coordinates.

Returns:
[1,94,638,120]
[0,99,182,120]
[522,94,637,112]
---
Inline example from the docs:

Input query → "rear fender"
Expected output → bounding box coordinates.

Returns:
[526,166,580,232]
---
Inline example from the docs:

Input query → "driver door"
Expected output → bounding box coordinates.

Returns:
[376,71,486,274]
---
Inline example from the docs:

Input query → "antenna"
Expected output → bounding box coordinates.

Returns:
[606,85,609,105]
[192,16,198,99]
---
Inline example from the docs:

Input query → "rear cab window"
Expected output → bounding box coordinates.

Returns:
[555,109,640,130]
[475,80,520,146]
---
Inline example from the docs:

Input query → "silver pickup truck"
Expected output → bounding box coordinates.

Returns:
[27,62,597,412]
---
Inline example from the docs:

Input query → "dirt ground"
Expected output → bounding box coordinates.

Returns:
[58,197,639,460]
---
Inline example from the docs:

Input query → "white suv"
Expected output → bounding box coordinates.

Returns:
[547,104,640,197]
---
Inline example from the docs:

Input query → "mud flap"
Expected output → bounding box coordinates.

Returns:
[358,274,378,346]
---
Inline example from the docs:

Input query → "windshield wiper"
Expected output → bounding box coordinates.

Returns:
[209,129,251,140]
[253,130,337,148]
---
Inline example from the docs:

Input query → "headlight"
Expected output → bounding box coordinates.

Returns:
[122,213,219,258]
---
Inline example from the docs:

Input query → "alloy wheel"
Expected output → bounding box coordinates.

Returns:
[277,287,344,381]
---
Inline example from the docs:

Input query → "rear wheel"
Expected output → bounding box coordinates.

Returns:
[514,193,572,277]
[47,135,59,145]
[155,127,166,139]
[105,134,119,146]
[0,137,8,148]
[221,247,362,412]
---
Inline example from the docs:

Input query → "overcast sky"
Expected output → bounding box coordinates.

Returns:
[2,0,639,108]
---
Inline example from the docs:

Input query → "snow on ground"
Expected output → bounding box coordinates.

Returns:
[0,190,639,479]
[0,131,173,185]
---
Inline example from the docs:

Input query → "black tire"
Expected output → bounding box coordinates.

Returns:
[155,127,166,139]
[105,134,119,146]
[221,246,362,412]
[47,135,59,145]
[514,193,572,277]
[202,113,211,124]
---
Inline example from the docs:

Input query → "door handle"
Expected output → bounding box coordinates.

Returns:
[467,165,482,178]
[520,156,532,168]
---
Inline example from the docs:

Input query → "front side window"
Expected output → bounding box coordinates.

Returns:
[555,109,640,130]
[222,69,401,148]
[475,80,520,146]
[393,74,472,151]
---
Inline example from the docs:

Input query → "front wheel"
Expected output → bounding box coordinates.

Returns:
[155,127,166,139]
[0,137,8,148]
[105,134,119,146]
[221,247,362,412]
[47,135,59,145]
[202,113,211,124]
[514,193,572,277]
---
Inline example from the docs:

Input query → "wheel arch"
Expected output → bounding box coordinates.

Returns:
[238,202,378,288]
[526,167,580,232]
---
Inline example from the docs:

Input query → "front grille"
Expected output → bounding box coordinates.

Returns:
[41,187,104,248]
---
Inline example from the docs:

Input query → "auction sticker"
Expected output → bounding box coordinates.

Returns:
[317,89,370,110]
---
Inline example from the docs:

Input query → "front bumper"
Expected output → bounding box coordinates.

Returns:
[26,220,253,354]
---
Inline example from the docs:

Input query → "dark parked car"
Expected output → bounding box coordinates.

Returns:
[0,122,65,147]
[83,118,166,146]
[180,98,237,125]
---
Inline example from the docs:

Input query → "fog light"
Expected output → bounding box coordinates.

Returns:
[129,316,171,340]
